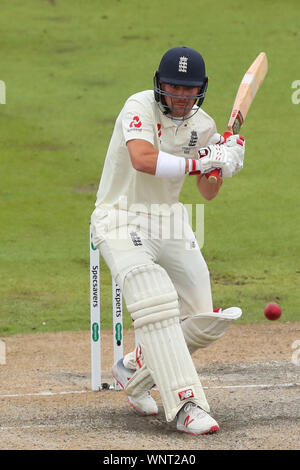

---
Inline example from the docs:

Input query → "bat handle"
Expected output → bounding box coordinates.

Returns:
[223,131,233,140]
[205,131,233,183]
[206,168,220,183]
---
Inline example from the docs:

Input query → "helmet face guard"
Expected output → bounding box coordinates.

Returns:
[154,73,208,115]
[154,47,208,118]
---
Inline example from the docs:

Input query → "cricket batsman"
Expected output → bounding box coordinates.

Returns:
[91,46,244,435]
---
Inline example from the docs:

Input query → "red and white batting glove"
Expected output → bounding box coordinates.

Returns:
[197,135,245,178]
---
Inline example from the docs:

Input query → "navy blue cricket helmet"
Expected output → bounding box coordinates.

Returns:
[154,46,208,115]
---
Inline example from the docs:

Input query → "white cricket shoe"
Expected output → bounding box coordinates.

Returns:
[177,402,219,435]
[112,359,158,416]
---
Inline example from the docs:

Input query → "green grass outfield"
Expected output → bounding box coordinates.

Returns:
[0,0,299,335]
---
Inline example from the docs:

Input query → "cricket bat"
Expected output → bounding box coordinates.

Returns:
[206,52,268,183]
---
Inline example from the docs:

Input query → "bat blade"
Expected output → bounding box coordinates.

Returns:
[227,52,268,134]
[207,52,268,183]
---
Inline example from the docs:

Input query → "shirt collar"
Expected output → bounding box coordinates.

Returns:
[158,105,199,129]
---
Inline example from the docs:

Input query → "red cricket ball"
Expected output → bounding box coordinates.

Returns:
[264,302,282,321]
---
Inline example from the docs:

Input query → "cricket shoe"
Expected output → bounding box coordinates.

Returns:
[112,358,158,416]
[176,402,219,435]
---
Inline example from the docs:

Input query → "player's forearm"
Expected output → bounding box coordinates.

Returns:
[128,140,190,176]
[127,139,158,174]
[132,149,158,174]
[196,173,223,200]
[133,151,190,176]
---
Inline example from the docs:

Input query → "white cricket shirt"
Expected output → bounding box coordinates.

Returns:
[95,90,217,214]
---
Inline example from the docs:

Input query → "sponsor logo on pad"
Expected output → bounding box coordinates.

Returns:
[178,389,194,401]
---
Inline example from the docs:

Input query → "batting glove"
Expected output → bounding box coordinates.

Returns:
[197,134,245,177]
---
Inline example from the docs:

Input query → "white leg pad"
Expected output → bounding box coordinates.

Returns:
[123,307,242,399]
[123,346,143,371]
[123,264,209,422]
[181,307,242,353]
[123,346,156,397]
[134,315,210,421]
[124,363,156,397]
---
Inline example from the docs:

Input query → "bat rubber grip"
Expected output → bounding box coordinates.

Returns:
[205,131,233,183]
[207,169,220,183]
[223,131,233,141]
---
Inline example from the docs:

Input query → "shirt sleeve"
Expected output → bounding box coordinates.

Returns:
[122,98,155,145]
[206,121,219,145]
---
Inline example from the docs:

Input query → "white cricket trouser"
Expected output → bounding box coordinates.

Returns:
[91,206,213,320]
